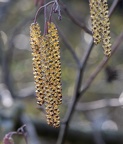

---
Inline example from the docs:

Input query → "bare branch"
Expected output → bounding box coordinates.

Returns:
[59,1,92,35]
[57,26,81,67]
[109,0,119,17]
[21,115,40,144]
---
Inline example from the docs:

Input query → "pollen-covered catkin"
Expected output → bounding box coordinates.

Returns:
[30,23,45,106]
[30,22,62,128]
[41,35,54,126]
[41,35,51,104]
[45,96,60,127]
[89,0,112,56]
[43,22,62,128]
[101,0,111,57]
[52,104,60,127]
[45,104,60,128]
[45,104,54,126]
[89,0,101,44]
[47,22,62,105]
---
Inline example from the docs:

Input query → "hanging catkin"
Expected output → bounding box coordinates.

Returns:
[42,35,55,126]
[30,23,45,106]
[89,0,101,45]
[44,22,62,128]
[100,0,111,57]
[30,21,62,128]
[89,0,111,57]
[47,22,62,105]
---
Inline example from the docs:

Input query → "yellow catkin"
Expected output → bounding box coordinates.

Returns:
[30,23,45,106]
[41,35,51,104]
[45,103,60,127]
[43,22,62,128]
[41,35,55,126]
[45,104,54,126]
[52,104,60,127]
[30,22,62,128]
[47,22,62,105]
[89,0,102,44]
[89,0,111,56]
[100,0,111,57]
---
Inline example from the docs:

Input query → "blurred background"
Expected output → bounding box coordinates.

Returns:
[0,0,123,144]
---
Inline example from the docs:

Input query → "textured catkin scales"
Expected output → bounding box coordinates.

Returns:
[41,35,55,126]
[101,0,111,57]
[45,100,60,127]
[47,22,62,105]
[30,22,62,127]
[89,0,111,57]
[44,22,62,128]
[89,0,101,44]
[30,22,62,128]
[30,23,45,106]
[45,104,60,127]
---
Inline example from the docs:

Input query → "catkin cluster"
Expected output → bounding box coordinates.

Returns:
[30,22,62,128]
[89,0,111,57]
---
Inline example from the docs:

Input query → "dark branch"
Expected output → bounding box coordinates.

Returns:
[57,26,81,67]
[109,0,119,17]
[59,0,92,35]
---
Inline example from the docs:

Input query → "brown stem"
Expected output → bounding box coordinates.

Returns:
[59,0,92,35]
[34,1,54,23]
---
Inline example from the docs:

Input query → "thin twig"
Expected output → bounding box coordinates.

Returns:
[49,3,54,22]
[109,0,119,16]
[21,114,40,144]
[3,125,28,144]
[54,0,62,20]
[44,4,47,35]
[34,1,54,23]
[57,26,81,67]
[59,0,92,35]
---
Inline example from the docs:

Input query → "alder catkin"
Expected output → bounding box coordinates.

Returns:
[101,0,111,57]
[52,104,60,127]
[47,22,62,105]
[45,104,54,126]
[43,22,62,127]
[45,104,60,128]
[30,22,62,128]
[30,23,45,106]
[89,0,112,57]
[89,0,101,45]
